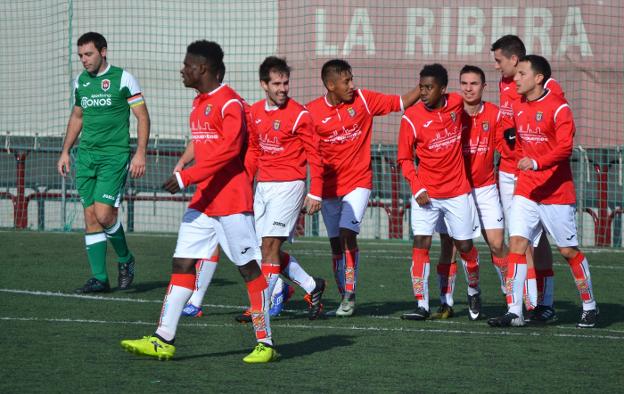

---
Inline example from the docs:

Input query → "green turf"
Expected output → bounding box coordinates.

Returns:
[1,231,623,393]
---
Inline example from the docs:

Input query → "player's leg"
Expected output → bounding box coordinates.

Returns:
[94,153,135,289]
[524,246,539,314]
[183,246,220,317]
[120,209,216,360]
[433,231,456,319]
[334,187,371,316]
[218,213,277,362]
[482,228,507,296]
[401,196,439,321]
[488,196,540,327]
[443,193,482,320]
[538,204,597,328]
[75,151,110,293]
[321,198,345,297]
[531,233,556,321]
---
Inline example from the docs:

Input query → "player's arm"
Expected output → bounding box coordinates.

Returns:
[243,112,260,180]
[400,86,421,109]
[397,115,429,206]
[164,102,245,193]
[173,141,194,173]
[129,103,150,178]
[519,105,575,171]
[297,111,323,215]
[57,105,83,177]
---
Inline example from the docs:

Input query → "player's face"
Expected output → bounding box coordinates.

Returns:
[514,61,543,97]
[460,72,486,105]
[181,53,205,89]
[327,71,355,103]
[261,71,290,107]
[493,49,518,78]
[77,42,106,75]
[419,76,446,109]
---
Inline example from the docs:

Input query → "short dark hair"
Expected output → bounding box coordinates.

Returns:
[420,63,448,87]
[77,32,107,52]
[321,59,352,86]
[490,35,526,59]
[259,56,291,83]
[519,55,552,85]
[459,65,486,84]
[187,40,225,79]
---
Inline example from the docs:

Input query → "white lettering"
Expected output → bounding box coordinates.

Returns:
[457,7,485,55]
[405,8,434,56]
[491,7,518,45]
[315,9,338,56]
[524,8,553,57]
[343,8,376,55]
[557,6,593,57]
[439,8,451,55]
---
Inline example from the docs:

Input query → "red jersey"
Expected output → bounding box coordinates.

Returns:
[498,76,565,174]
[513,89,576,204]
[179,84,253,216]
[245,98,324,198]
[461,101,503,188]
[397,92,471,199]
[307,89,402,198]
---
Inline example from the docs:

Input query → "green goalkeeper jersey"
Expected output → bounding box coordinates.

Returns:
[73,64,145,155]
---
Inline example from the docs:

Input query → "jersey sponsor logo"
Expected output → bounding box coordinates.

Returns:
[482,121,489,132]
[347,107,356,117]
[102,193,116,201]
[427,130,461,151]
[322,124,362,144]
[259,134,284,154]
[273,221,286,227]
[204,104,212,116]
[101,79,110,92]
[273,119,281,131]
[81,96,112,108]
[423,120,433,128]
[321,116,332,124]
[536,111,543,121]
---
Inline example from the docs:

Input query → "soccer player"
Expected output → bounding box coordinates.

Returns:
[121,40,277,363]
[57,32,150,293]
[433,65,508,320]
[491,35,564,321]
[242,56,326,321]
[306,59,420,316]
[487,55,597,328]
[397,64,481,321]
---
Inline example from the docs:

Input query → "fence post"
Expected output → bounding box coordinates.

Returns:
[14,152,28,229]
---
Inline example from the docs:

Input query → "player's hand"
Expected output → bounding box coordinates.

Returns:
[129,152,146,178]
[57,152,71,177]
[173,159,186,174]
[302,196,321,215]
[415,191,431,207]
[518,157,534,171]
[162,175,181,194]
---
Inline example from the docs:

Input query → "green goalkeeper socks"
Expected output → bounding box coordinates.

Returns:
[104,221,133,264]
[85,232,108,282]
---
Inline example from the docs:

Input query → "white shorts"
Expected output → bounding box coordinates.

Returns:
[173,209,262,266]
[508,195,579,248]
[498,170,515,224]
[413,192,480,240]
[473,184,505,230]
[254,180,305,240]
[321,187,371,238]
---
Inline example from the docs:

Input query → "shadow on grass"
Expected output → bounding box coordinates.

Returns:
[119,278,237,294]
[174,334,356,361]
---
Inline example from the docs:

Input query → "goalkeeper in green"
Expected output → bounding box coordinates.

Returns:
[57,32,150,293]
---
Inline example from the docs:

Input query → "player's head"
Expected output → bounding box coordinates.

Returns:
[259,56,291,107]
[77,32,108,75]
[514,55,552,98]
[459,65,486,105]
[322,59,354,103]
[491,35,526,78]
[419,63,448,109]
[181,40,225,89]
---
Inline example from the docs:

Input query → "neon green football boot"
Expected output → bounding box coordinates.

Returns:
[242,342,280,363]
[120,336,175,361]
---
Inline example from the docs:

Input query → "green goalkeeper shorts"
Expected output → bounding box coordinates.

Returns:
[76,149,130,208]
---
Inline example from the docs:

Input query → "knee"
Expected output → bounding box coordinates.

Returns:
[95,210,116,228]
[172,258,196,274]
[558,247,579,260]
[412,236,431,250]
[238,260,262,282]
[489,242,505,257]
[339,229,358,250]
[454,239,473,254]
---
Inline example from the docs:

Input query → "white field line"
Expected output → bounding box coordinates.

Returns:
[1,315,622,341]
[2,288,623,340]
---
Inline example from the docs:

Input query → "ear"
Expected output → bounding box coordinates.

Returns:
[441,85,447,94]
[100,47,108,59]
[260,80,269,91]
[510,54,519,66]
[325,78,336,92]
[535,73,545,86]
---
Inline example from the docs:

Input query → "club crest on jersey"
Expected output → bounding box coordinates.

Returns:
[536,111,543,121]
[273,119,281,131]
[347,107,356,117]
[101,79,110,91]
[450,111,456,122]
[204,104,212,116]
[482,121,489,132]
